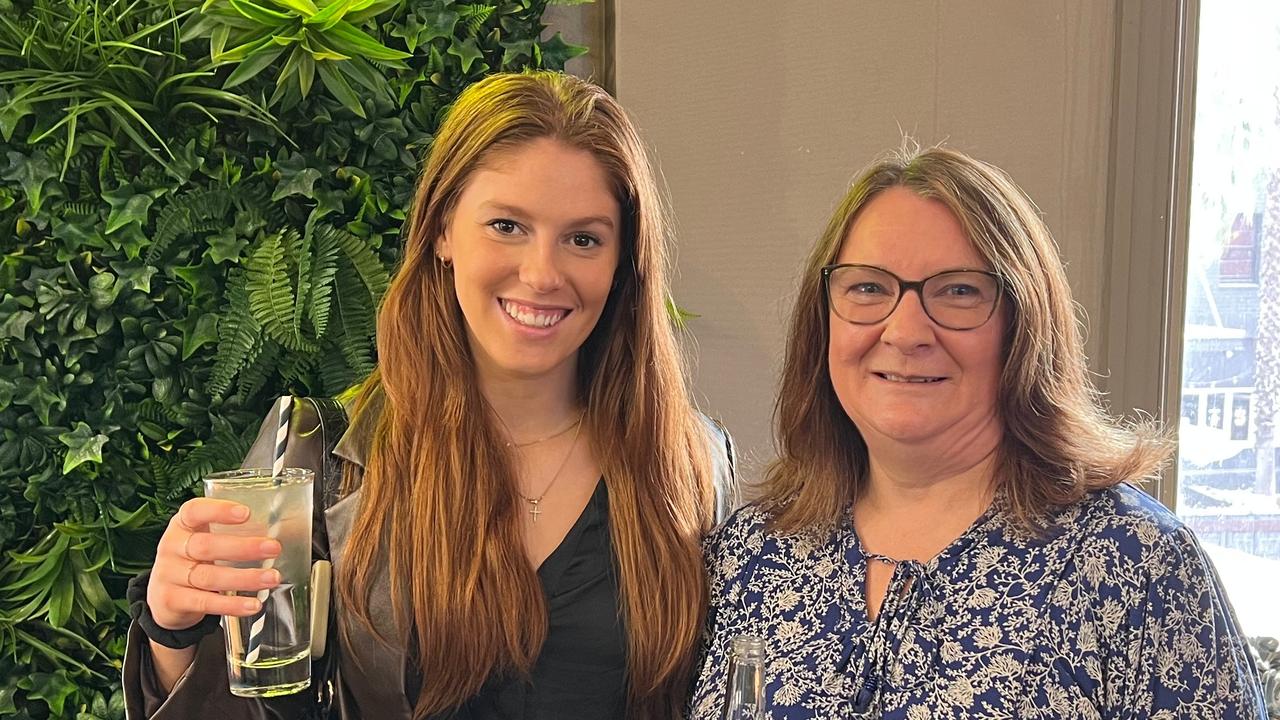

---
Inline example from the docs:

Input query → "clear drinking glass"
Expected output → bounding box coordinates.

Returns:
[204,467,313,697]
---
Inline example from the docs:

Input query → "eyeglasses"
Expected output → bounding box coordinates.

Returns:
[821,264,1003,331]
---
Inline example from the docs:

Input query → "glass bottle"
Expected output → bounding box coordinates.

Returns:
[722,634,766,720]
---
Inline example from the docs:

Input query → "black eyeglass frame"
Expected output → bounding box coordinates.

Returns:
[820,263,1005,331]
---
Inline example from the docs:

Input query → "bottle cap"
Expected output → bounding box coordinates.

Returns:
[730,634,766,662]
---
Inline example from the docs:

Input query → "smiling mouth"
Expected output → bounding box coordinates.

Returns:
[500,299,571,329]
[875,372,947,384]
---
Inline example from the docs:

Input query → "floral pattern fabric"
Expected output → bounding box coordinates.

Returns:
[688,483,1268,719]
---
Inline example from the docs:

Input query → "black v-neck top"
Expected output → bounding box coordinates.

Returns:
[417,479,627,720]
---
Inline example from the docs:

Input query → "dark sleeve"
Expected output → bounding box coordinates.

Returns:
[1118,527,1268,719]
[123,622,309,720]
[122,399,338,720]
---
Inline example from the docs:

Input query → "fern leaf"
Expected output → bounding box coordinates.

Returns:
[61,202,97,217]
[457,4,496,34]
[161,431,250,503]
[277,352,316,396]
[247,231,316,353]
[331,224,390,305]
[137,399,182,426]
[78,167,95,199]
[308,225,341,337]
[332,267,376,378]
[292,230,313,343]
[316,339,356,395]
[146,187,233,264]
[235,339,278,401]
[208,270,261,400]
[148,454,177,498]
[262,195,289,229]
[233,193,271,238]
[148,203,193,265]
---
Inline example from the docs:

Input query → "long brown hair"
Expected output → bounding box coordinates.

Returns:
[337,71,715,718]
[763,144,1171,533]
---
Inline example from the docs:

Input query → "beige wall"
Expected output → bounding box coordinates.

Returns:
[614,1,1120,480]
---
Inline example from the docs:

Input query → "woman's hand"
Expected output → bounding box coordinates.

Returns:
[147,498,282,631]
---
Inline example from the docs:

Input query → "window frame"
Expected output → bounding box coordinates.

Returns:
[1101,0,1200,509]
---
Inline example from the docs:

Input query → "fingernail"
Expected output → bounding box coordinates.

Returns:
[260,540,280,556]
[231,506,249,520]
[260,570,279,584]
[242,598,260,612]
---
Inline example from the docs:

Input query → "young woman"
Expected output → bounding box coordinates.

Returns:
[125,71,736,720]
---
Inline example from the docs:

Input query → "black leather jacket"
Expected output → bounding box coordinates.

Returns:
[122,396,739,720]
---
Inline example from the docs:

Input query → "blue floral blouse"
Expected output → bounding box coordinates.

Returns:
[688,483,1268,719]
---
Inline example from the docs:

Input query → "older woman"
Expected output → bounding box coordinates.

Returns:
[689,146,1267,718]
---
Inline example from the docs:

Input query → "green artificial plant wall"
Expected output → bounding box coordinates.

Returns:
[0,1,586,716]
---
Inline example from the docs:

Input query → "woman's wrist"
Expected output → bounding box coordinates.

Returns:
[127,571,221,648]
[146,641,197,695]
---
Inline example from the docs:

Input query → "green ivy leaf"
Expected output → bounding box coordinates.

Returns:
[0,685,16,714]
[448,37,484,73]
[59,422,109,473]
[390,10,427,51]
[111,223,151,261]
[17,670,77,716]
[111,262,159,294]
[0,89,34,142]
[152,375,177,404]
[52,214,110,250]
[3,150,58,216]
[173,264,219,299]
[1,308,35,340]
[207,228,250,264]
[178,312,220,359]
[102,186,155,234]
[500,39,533,66]
[272,166,322,200]
[419,6,459,42]
[17,377,65,425]
[538,32,587,70]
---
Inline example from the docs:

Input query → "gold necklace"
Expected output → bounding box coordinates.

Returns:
[516,418,583,523]
[503,412,584,448]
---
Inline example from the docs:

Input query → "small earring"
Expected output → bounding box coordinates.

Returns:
[437,255,452,269]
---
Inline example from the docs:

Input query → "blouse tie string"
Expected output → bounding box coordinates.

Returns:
[850,558,928,716]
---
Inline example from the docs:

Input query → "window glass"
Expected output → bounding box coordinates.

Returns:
[1177,0,1280,654]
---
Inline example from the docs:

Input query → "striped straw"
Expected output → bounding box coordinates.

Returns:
[244,396,292,664]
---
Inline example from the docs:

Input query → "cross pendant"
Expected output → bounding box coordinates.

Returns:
[528,499,542,523]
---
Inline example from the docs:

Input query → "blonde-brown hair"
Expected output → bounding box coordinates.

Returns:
[763,144,1171,533]
[339,71,714,718]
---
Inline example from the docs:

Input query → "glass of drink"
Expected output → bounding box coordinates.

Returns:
[204,467,313,697]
